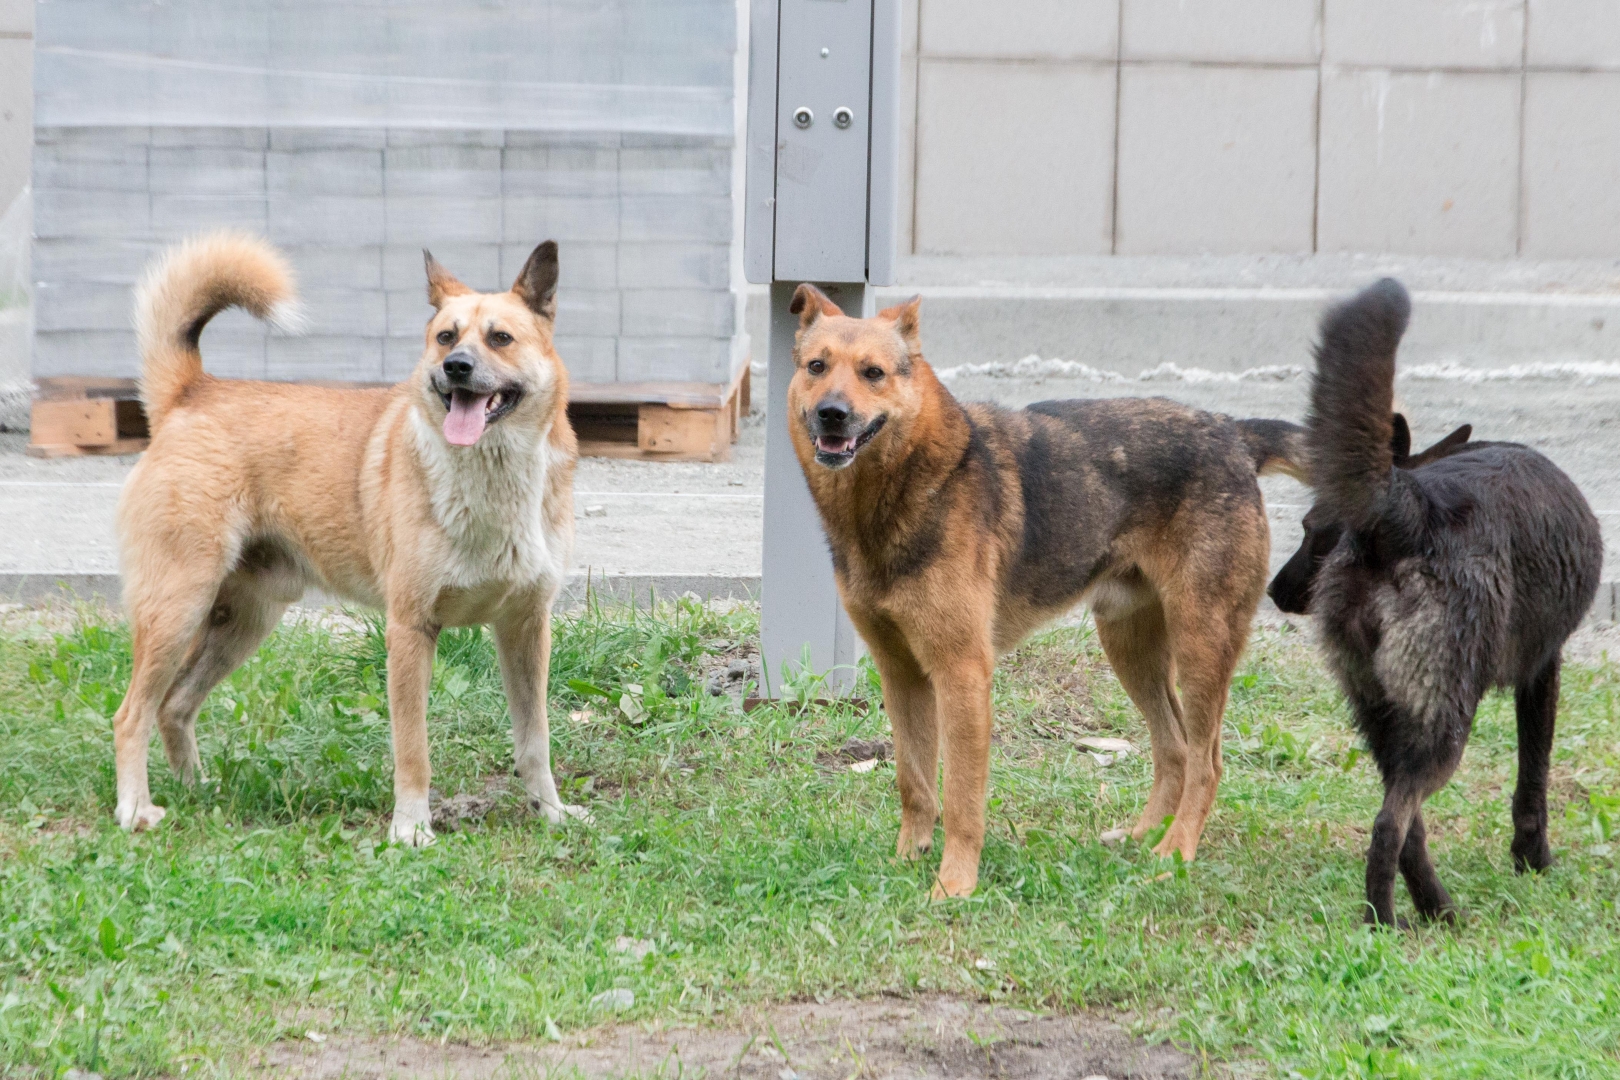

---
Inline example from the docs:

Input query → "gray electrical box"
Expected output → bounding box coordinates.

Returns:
[745,0,899,286]
[744,0,900,693]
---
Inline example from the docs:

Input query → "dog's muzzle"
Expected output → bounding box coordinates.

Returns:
[430,354,523,447]
[809,402,886,470]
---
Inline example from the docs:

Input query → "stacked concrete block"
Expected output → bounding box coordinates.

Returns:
[905,0,1620,258]
[32,126,739,387]
[30,0,740,390]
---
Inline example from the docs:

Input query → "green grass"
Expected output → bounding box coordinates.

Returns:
[1,601,1618,1078]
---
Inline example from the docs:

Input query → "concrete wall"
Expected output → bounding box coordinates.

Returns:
[0,0,29,212]
[29,0,742,388]
[900,0,1620,258]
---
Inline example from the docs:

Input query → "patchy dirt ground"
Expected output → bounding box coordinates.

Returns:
[260,996,1196,1080]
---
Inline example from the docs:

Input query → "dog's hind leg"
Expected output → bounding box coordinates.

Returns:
[156,572,289,785]
[1511,655,1561,873]
[1398,809,1456,923]
[1365,781,1423,927]
[114,562,231,831]
[1094,599,1187,847]
[1153,581,1256,863]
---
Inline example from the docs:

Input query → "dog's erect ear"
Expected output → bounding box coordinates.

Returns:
[511,241,560,320]
[424,250,472,309]
[1408,423,1473,467]
[789,283,843,328]
[1389,412,1412,463]
[878,294,922,352]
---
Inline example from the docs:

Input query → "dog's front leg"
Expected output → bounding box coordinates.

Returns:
[495,602,590,825]
[864,633,939,859]
[385,613,439,847]
[932,649,995,899]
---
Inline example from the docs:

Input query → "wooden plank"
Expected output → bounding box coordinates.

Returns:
[638,404,725,457]
[34,376,142,402]
[30,398,118,447]
[26,438,150,459]
[576,440,724,463]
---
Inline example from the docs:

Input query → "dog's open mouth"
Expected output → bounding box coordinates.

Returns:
[814,416,885,467]
[440,387,522,446]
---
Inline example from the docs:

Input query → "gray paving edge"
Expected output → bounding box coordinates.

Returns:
[3,573,1617,627]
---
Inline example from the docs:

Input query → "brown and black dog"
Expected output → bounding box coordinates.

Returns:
[784,285,1309,897]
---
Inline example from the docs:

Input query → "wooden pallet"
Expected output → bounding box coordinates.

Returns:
[28,377,151,458]
[568,363,751,463]
[25,365,753,463]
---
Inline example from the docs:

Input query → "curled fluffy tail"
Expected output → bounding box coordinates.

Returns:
[1236,418,1308,481]
[133,232,299,429]
[1306,277,1410,526]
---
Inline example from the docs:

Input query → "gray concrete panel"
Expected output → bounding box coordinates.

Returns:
[384,195,502,245]
[921,0,1118,60]
[554,335,619,385]
[1323,0,1525,69]
[616,243,730,290]
[1123,0,1320,63]
[1318,70,1520,257]
[267,149,384,197]
[267,194,386,246]
[617,337,732,383]
[620,195,732,244]
[265,335,384,382]
[1527,0,1620,68]
[621,288,736,339]
[1116,65,1318,255]
[915,60,1115,255]
[33,190,151,240]
[1521,73,1620,258]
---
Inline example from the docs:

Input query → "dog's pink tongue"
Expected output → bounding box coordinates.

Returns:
[443,390,492,446]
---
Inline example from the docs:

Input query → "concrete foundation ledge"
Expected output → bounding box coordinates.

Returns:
[3,573,1614,627]
[0,572,763,613]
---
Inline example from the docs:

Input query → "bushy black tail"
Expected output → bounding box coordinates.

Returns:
[1306,278,1410,527]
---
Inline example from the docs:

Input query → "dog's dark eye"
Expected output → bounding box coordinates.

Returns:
[864,366,884,381]
[807,359,826,375]
[436,329,455,346]
[489,331,513,347]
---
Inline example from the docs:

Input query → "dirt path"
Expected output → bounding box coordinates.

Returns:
[260,996,1196,1080]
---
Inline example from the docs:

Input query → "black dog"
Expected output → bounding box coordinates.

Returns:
[1268,413,1472,613]
[1283,278,1602,927]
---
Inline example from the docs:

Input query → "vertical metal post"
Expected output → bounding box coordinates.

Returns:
[745,0,898,694]
[759,281,867,694]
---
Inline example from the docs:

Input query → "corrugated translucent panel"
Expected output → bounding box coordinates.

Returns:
[35,0,735,136]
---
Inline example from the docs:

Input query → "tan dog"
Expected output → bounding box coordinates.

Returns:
[784,285,1307,897]
[113,232,585,844]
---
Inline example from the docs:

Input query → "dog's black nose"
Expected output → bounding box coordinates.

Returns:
[442,352,475,381]
[816,400,850,427]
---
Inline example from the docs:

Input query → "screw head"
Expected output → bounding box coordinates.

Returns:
[793,107,813,129]
[833,106,853,129]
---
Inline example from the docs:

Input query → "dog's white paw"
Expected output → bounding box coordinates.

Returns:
[389,816,437,848]
[1098,826,1130,846]
[533,798,594,826]
[116,802,167,833]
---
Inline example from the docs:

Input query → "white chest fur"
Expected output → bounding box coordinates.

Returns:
[409,410,570,592]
